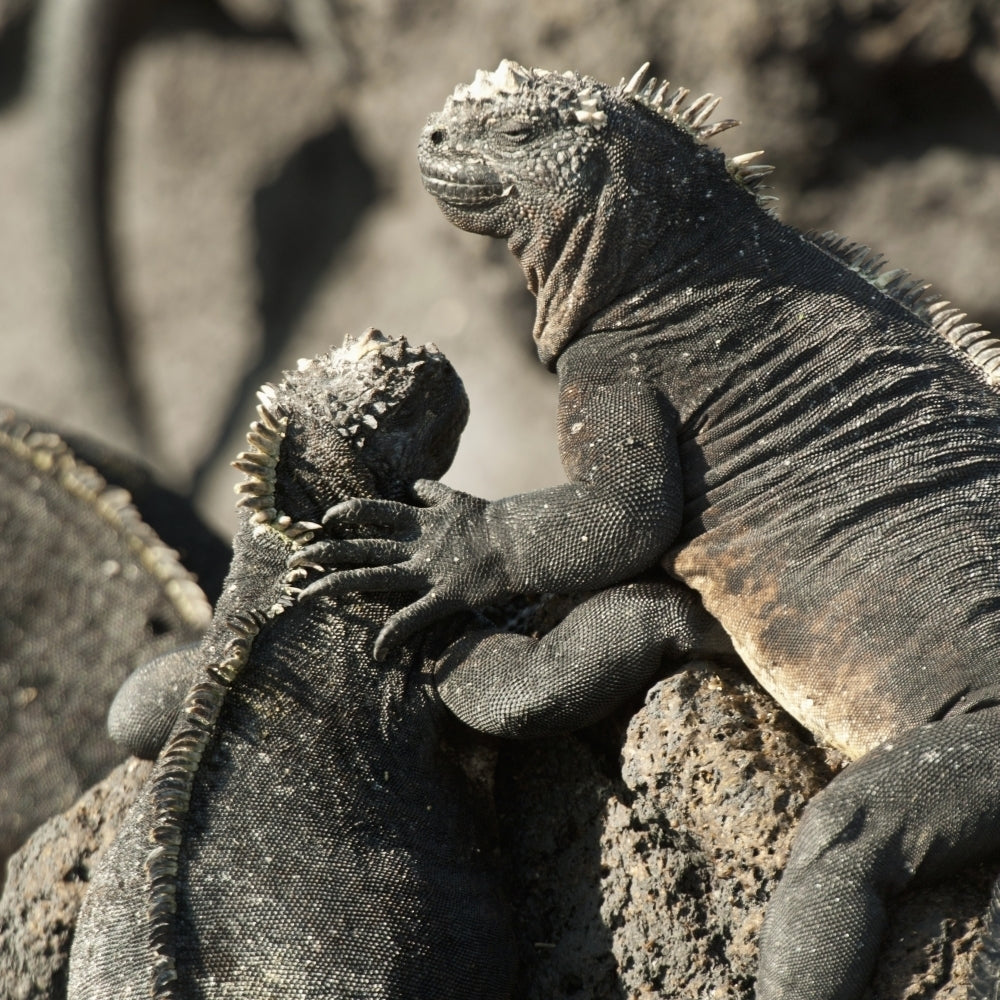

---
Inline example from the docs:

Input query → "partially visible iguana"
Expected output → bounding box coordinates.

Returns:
[296,61,1000,999]
[68,328,716,998]
[0,408,221,879]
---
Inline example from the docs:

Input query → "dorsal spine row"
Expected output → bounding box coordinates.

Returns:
[809,230,1000,388]
[145,605,286,998]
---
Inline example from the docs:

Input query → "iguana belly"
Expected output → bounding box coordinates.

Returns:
[665,523,999,761]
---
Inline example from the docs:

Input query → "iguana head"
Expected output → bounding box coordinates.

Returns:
[419,60,771,365]
[233,328,468,545]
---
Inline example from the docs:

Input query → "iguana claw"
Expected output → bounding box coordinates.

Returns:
[288,537,411,569]
[320,496,422,533]
[373,592,463,660]
[292,479,498,650]
[299,563,428,600]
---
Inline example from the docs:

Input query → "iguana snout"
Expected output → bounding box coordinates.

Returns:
[418,120,512,209]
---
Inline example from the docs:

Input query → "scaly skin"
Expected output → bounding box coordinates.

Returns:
[298,62,1000,999]
[69,328,713,998]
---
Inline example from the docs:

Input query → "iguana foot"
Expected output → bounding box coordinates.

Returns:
[291,479,500,657]
[435,579,726,737]
[108,644,204,759]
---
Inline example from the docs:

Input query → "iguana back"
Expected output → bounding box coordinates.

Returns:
[68,331,514,999]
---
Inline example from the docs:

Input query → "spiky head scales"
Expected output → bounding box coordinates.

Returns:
[420,59,764,217]
[233,328,469,543]
[419,61,770,364]
[420,61,999,387]
[141,329,470,998]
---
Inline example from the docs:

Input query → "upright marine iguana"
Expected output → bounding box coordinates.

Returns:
[297,62,1000,999]
[68,329,713,998]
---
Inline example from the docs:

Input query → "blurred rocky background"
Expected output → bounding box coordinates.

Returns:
[0,0,997,538]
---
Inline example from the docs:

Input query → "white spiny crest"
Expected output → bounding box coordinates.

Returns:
[452,59,770,189]
[617,61,781,201]
[574,88,607,128]
[452,58,532,103]
[233,398,285,526]
[685,92,722,128]
[621,62,650,96]
[451,59,607,128]
[232,379,321,542]
[618,61,740,143]
[147,603,271,999]
[727,149,776,192]
[809,230,1000,387]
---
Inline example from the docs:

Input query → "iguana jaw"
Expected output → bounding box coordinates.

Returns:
[419,170,512,209]
[418,123,514,212]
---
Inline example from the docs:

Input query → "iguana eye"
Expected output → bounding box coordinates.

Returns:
[495,118,536,143]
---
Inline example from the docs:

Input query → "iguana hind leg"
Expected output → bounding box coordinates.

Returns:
[434,579,730,738]
[758,703,1000,1000]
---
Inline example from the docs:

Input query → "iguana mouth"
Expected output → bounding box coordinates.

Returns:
[419,170,512,208]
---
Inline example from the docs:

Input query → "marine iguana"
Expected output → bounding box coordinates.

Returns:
[68,328,713,998]
[296,62,1000,999]
[0,408,217,880]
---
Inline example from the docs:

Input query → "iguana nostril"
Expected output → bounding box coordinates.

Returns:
[430,129,446,144]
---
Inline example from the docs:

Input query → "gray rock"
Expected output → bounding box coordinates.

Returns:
[0,758,152,1000]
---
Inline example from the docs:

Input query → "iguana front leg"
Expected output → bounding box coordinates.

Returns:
[757,703,1000,1000]
[295,377,683,656]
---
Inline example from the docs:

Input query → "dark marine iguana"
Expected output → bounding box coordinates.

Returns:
[295,62,1000,999]
[0,408,221,880]
[68,328,714,999]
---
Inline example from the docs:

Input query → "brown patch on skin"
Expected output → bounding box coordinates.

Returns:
[665,527,946,760]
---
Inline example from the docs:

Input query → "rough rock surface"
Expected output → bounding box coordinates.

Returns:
[5,665,991,999]
[498,665,994,999]
[0,759,152,1000]
[0,415,221,881]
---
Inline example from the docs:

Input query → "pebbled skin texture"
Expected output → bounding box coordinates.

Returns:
[0,409,216,881]
[300,62,1000,999]
[68,330,716,999]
